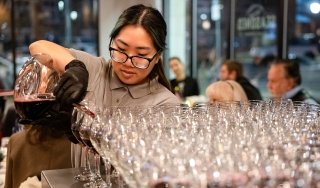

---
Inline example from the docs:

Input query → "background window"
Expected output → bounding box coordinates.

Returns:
[0,0,99,89]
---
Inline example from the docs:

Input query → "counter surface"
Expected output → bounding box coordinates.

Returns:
[41,168,84,188]
[41,168,123,188]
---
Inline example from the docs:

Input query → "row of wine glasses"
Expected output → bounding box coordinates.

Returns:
[71,93,113,188]
[13,54,320,187]
[73,98,320,188]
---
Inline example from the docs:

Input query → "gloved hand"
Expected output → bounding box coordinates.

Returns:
[54,59,89,106]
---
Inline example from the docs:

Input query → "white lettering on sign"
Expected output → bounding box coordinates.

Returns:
[237,15,276,31]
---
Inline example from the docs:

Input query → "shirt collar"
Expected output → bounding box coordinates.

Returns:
[109,66,160,99]
[283,85,302,99]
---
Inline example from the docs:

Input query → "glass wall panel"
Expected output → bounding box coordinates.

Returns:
[166,0,192,79]
[233,0,278,98]
[196,0,229,95]
[288,0,320,101]
[0,0,99,89]
[165,0,229,96]
[0,0,13,89]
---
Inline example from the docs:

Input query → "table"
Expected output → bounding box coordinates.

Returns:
[41,168,84,188]
[41,168,125,188]
[0,138,8,188]
[0,159,5,188]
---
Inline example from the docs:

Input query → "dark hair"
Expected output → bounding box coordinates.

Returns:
[25,103,73,143]
[109,4,170,90]
[223,60,244,78]
[304,50,315,59]
[271,59,301,85]
[26,124,66,144]
[260,54,276,66]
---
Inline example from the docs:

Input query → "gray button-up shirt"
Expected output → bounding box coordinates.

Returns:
[70,49,179,108]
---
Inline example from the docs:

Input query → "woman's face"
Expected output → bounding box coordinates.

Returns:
[111,25,159,85]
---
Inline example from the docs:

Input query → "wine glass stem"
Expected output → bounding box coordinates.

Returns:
[103,158,112,187]
[94,153,102,179]
[85,147,92,173]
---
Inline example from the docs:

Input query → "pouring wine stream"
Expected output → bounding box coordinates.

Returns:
[73,103,96,119]
[34,93,97,118]
[40,93,97,119]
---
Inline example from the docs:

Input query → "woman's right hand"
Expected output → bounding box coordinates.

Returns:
[54,59,89,106]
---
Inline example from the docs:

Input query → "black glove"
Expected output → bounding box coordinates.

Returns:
[54,59,89,106]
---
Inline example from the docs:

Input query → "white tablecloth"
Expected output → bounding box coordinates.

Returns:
[0,137,10,188]
[0,147,7,188]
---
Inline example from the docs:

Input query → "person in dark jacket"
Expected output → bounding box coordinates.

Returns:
[169,57,199,100]
[267,59,318,104]
[219,60,263,101]
[0,79,5,117]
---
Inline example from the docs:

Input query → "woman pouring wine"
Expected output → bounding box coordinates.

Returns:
[6,4,179,188]
[28,4,179,109]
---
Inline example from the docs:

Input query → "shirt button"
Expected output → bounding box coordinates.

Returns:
[116,99,120,103]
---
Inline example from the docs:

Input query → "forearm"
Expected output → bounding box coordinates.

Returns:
[29,40,75,74]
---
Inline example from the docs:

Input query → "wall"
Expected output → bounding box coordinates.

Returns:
[167,1,187,78]
[99,0,162,59]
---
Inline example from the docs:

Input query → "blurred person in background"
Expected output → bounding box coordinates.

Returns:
[219,60,262,100]
[206,80,248,102]
[267,59,319,104]
[245,47,267,79]
[0,78,6,143]
[4,103,74,188]
[0,79,5,118]
[169,56,199,101]
[0,106,18,140]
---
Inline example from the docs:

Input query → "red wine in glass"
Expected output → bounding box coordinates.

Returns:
[14,94,56,121]
[82,138,95,149]
[72,126,86,145]
[71,109,87,145]
[80,127,97,152]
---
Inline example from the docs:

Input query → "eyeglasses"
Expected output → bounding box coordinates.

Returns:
[109,47,160,69]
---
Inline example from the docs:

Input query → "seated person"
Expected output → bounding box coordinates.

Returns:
[4,102,75,188]
[267,59,319,104]
[169,57,199,100]
[0,105,19,139]
[206,80,248,102]
[219,60,262,100]
[0,79,5,118]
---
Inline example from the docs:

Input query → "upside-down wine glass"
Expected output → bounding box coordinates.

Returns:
[89,108,113,188]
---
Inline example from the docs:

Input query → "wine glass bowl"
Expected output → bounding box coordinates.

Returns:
[14,53,58,98]
[13,53,95,121]
[13,53,58,123]
[71,108,86,145]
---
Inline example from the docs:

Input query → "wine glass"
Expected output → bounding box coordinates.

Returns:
[76,92,112,188]
[14,53,58,123]
[71,107,94,182]
[89,108,113,188]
